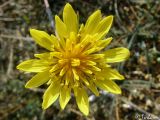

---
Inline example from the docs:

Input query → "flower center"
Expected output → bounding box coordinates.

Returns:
[49,32,104,87]
[71,58,80,66]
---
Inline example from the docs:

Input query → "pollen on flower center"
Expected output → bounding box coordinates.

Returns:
[71,58,80,66]
[58,57,81,67]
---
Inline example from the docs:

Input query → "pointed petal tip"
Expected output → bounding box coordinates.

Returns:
[29,28,36,33]
[127,48,131,57]
[117,89,122,94]
[29,29,42,35]
[16,65,20,69]
[42,100,49,110]
[64,3,72,10]
[122,48,130,60]
[121,76,125,80]
[96,9,101,14]
[42,104,47,110]
[104,47,130,63]
[16,64,23,70]
[60,103,66,110]
[117,73,125,80]
[110,15,114,18]
[29,29,42,36]
[59,100,67,110]
[83,111,89,116]
[107,37,113,42]
[108,15,114,20]
[55,15,61,24]
[66,3,72,7]
[92,10,101,17]
[60,106,65,110]
[25,82,34,88]
[29,29,37,36]
[25,84,30,88]
[109,37,113,39]
[113,87,122,94]
[105,15,113,24]
[103,15,113,21]
[55,15,59,20]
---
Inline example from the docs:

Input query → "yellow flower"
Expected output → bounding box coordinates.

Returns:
[17,3,130,116]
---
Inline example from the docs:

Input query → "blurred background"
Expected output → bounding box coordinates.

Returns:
[0,0,160,120]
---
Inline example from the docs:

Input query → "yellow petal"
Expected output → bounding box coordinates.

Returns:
[65,71,72,85]
[71,58,80,66]
[95,80,122,94]
[30,29,54,51]
[73,87,78,96]
[95,67,124,80]
[79,73,90,86]
[75,87,89,116]
[80,66,93,74]
[90,65,101,72]
[104,68,124,80]
[104,47,130,63]
[59,86,71,110]
[63,3,78,33]
[79,24,84,33]
[50,52,63,59]
[93,15,113,39]
[42,82,61,109]
[34,53,50,59]
[88,82,99,96]
[60,66,68,76]
[85,60,96,66]
[49,64,59,72]
[50,34,61,50]
[89,54,105,59]
[72,68,79,80]
[97,37,112,49]
[17,59,49,72]
[84,10,101,35]
[83,47,98,55]
[25,70,50,88]
[55,15,68,38]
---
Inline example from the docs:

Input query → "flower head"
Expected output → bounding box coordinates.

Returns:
[17,3,130,115]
